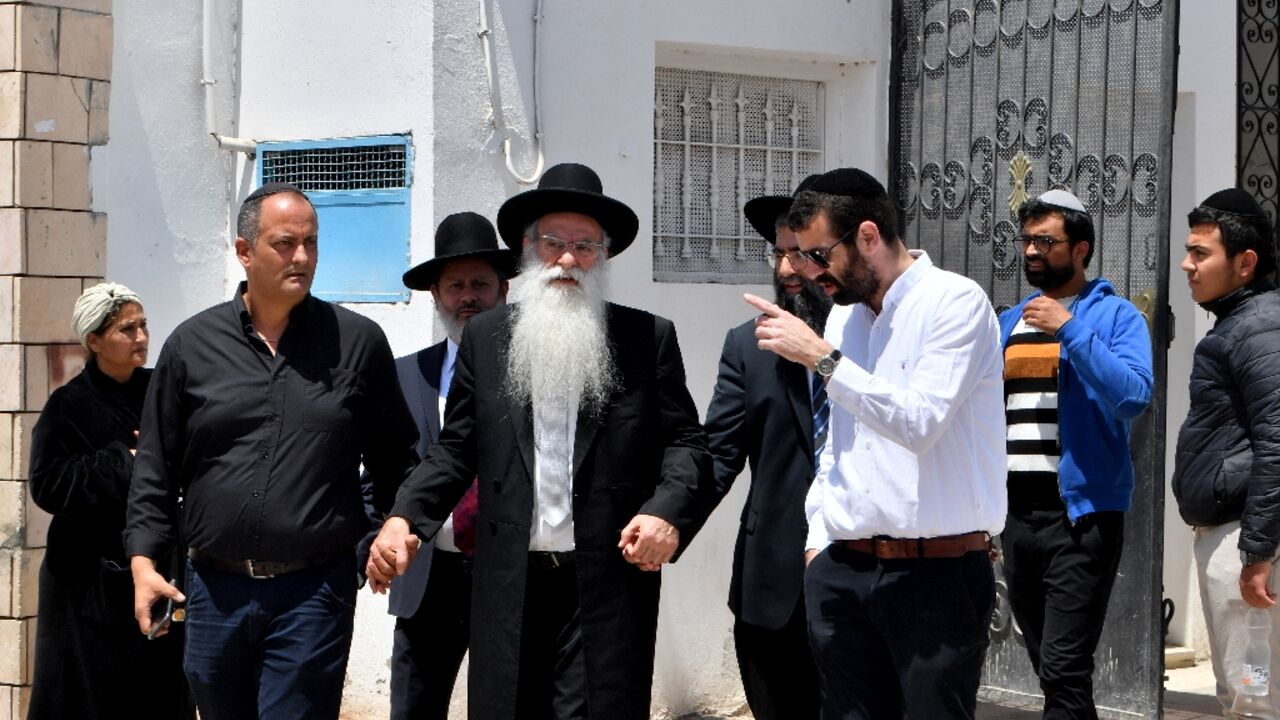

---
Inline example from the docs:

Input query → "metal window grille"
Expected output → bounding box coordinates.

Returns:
[653,67,823,284]
[260,144,408,192]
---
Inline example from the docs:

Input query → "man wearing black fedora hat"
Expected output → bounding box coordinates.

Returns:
[369,211,517,720]
[746,168,1006,719]
[700,177,827,720]
[368,163,713,719]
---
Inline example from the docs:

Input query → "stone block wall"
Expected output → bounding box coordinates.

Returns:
[0,1,109,716]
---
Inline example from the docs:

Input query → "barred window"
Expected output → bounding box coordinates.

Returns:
[653,67,824,284]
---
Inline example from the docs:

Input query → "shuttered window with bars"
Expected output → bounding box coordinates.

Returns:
[256,135,413,303]
[653,68,824,284]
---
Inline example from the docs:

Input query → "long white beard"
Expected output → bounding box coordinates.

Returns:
[506,249,616,416]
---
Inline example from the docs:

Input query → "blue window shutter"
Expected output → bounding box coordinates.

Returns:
[255,135,413,303]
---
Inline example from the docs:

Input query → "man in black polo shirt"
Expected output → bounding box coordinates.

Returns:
[126,183,417,720]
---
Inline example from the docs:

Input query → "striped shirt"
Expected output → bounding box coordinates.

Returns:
[1003,297,1075,485]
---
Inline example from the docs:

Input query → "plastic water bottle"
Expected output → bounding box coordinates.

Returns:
[1232,607,1275,718]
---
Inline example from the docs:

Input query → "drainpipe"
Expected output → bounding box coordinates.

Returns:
[479,0,544,184]
[201,0,256,154]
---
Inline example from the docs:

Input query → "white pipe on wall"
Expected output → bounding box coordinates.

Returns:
[478,0,544,184]
[201,0,256,154]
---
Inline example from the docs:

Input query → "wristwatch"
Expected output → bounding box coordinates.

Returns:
[1242,550,1273,566]
[815,349,843,380]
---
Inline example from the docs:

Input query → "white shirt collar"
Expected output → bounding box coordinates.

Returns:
[878,249,932,316]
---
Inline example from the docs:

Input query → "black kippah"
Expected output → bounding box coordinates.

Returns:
[1198,188,1267,219]
[245,182,306,204]
[806,168,886,199]
[795,173,822,194]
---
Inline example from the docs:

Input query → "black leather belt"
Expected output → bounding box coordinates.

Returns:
[188,548,337,579]
[528,551,574,570]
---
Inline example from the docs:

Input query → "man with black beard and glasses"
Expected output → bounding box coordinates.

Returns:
[699,179,829,720]
[1000,189,1151,719]
[745,167,1006,719]
[366,163,712,720]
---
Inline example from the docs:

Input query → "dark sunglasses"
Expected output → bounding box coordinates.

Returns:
[798,229,855,269]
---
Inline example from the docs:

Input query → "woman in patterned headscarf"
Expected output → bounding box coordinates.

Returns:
[26,283,193,719]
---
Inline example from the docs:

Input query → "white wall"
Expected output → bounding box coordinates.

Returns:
[1164,0,1237,654]
[91,0,240,345]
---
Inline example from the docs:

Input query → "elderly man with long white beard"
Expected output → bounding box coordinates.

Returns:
[368,162,713,720]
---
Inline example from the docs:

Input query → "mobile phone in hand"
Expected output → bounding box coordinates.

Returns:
[147,579,185,640]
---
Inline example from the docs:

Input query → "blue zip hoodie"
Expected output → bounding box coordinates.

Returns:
[998,277,1154,521]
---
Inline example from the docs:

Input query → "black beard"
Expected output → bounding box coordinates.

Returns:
[1024,261,1076,292]
[775,276,834,334]
[821,255,880,307]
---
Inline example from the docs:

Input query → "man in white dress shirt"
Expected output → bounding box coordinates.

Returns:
[746,167,1007,719]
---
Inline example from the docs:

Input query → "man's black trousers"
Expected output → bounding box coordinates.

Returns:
[1002,507,1125,720]
[515,558,588,719]
[390,550,472,720]
[805,544,995,719]
[734,596,819,720]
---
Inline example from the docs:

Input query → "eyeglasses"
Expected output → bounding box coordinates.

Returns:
[538,234,605,259]
[1017,234,1070,255]
[766,248,807,269]
[797,229,854,269]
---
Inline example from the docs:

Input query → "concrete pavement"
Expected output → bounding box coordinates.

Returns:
[976,661,1224,719]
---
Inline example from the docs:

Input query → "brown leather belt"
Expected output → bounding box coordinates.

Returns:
[836,532,991,560]
[188,548,338,579]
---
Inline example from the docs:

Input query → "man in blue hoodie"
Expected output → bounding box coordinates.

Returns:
[999,189,1153,719]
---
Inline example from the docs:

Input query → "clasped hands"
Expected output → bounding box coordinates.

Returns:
[365,513,680,592]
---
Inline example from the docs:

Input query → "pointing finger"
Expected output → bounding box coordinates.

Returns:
[744,293,781,317]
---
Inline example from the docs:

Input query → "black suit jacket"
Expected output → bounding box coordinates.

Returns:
[704,318,815,629]
[386,341,446,618]
[391,302,713,720]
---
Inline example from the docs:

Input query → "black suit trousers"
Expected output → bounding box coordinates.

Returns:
[390,551,472,720]
[734,595,819,720]
[515,559,588,720]
[805,544,994,720]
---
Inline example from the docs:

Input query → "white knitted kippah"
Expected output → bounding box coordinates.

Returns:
[72,282,141,349]
[1037,188,1087,213]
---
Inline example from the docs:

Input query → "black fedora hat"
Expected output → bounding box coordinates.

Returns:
[496,163,640,256]
[402,212,520,291]
[742,174,822,244]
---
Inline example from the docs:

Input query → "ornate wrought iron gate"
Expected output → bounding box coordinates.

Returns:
[889,2,1177,717]
[1240,0,1280,234]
